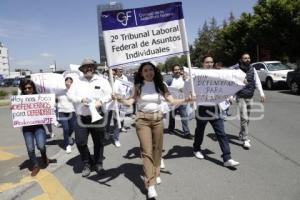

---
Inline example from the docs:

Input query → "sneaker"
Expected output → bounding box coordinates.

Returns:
[50,133,55,138]
[114,140,121,148]
[160,158,165,169]
[148,185,158,198]
[156,176,162,185]
[193,151,204,159]
[243,139,251,148]
[121,127,127,132]
[31,165,40,177]
[66,145,72,154]
[82,164,91,177]
[224,159,240,167]
[94,163,105,175]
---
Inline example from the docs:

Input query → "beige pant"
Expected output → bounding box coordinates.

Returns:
[135,111,164,188]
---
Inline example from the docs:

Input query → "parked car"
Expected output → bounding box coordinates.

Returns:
[286,68,300,94]
[12,78,25,87]
[0,78,14,87]
[252,61,293,89]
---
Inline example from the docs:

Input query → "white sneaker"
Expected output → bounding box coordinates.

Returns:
[66,145,72,154]
[50,133,55,138]
[224,159,240,167]
[121,127,127,132]
[156,176,162,185]
[193,151,204,159]
[114,140,121,148]
[160,158,165,169]
[148,185,158,198]
[243,140,251,148]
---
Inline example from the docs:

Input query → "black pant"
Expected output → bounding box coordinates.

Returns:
[75,115,105,165]
[193,106,231,162]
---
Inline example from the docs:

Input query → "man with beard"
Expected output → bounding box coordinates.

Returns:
[166,65,193,139]
[233,53,265,149]
[67,58,112,177]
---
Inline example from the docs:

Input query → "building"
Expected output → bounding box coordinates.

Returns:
[0,42,10,78]
[97,1,123,64]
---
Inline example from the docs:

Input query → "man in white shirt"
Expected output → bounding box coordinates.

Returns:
[67,58,112,177]
[166,65,192,139]
[232,53,265,149]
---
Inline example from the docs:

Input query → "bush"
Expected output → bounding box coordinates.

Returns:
[11,90,18,95]
[0,90,8,99]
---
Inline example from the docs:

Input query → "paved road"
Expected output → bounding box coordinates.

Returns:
[0,90,299,200]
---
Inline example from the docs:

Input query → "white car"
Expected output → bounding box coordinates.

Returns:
[252,61,293,89]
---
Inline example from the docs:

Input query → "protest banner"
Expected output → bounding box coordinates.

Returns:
[101,2,189,67]
[31,73,65,94]
[11,94,56,128]
[183,69,246,104]
[31,71,81,95]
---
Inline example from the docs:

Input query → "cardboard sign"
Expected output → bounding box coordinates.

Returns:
[11,94,56,128]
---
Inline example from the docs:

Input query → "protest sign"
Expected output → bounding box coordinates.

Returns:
[183,69,246,104]
[11,94,56,128]
[101,2,189,67]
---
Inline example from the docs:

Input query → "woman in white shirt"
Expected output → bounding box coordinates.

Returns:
[57,77,76,153]
[114,62,194,199]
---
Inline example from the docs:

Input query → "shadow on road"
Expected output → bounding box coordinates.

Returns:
[206,133,244,148]
[88,163,146,194]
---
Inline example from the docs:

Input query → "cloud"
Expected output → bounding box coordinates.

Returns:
[0,19,45,39]
[40,53,54,57]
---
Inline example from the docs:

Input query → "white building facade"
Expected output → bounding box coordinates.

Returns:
[0,42,9,78]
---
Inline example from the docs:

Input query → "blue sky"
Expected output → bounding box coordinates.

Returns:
[0,0,257,72]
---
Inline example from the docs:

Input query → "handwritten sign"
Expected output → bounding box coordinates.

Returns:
[183,69,246,104]
[101,2,189,67]
[11,94,56,128]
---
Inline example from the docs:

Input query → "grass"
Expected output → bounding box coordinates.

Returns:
[0,99,10,107]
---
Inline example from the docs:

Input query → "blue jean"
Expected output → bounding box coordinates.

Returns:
[168,105,191,135]
[59,112,76,146]
[193,106,231,162]
[22,126,47,166]
[106,110,124,141]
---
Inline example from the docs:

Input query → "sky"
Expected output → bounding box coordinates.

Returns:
[0,0,257,72]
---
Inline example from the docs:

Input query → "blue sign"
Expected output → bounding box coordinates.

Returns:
[101,2,184,31]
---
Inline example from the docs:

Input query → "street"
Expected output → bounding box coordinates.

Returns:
[0,89,300,200]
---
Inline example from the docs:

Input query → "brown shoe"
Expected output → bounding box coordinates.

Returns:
[31,166,40,176]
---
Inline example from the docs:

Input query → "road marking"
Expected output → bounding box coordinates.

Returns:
[31,193,50,200]
[0,170,73,200]
[0,150,18,160]
[0,150,73,200]
[0,145,24,150]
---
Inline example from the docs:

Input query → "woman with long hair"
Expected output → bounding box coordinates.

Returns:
[19,79,49,176]
[114,62,194,198]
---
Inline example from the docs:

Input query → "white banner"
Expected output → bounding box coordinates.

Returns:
[183,69,246,104]
[31,72,80,95]
[11,94,56,128]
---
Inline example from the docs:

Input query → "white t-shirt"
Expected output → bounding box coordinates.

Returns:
[137,81,162,113]
[170,76,185,89]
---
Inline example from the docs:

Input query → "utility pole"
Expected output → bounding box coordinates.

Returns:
[54,60,57,72]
